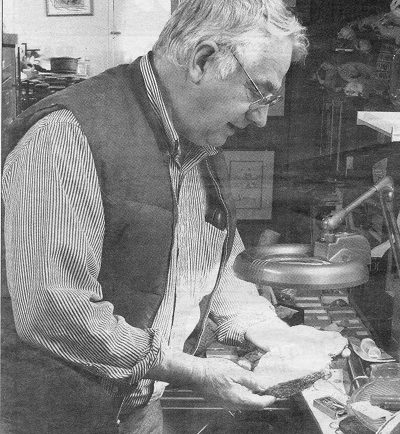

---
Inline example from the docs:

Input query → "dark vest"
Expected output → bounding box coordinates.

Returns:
[8,57,237,329]
[2,57,237,422]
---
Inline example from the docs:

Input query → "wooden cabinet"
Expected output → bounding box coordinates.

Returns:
[2,33,18,297]
[2,34,18,122]
[2,33,19,161]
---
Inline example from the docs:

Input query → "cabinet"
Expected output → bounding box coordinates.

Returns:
[2,34,18,123]
[2,33,19,161]
[2,34,19,298]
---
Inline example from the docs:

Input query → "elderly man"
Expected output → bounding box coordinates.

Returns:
[2,0,347,432]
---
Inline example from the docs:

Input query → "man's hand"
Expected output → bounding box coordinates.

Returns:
[193,357,276,410]
[146,348,275,410]
[245,322,348,359]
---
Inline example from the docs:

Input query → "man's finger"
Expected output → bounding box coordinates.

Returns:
[240,393,276,410]
[238,371,273,394]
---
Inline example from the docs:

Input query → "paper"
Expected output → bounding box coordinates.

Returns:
[371,240,392,258]
[350,401,393,422]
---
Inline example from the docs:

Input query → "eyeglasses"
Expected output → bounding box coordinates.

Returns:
[232,52,283,110]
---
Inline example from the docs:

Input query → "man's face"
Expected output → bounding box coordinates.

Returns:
[183,36,294,148]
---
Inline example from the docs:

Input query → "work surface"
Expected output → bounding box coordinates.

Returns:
[161,388,321,433]
[160,358,350,433]
[161,290,391,434]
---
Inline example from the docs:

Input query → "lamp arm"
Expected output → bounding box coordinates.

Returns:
[322,176,394,233]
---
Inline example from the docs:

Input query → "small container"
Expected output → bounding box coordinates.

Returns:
[376,43,396,85]
[360,338,381,359]
[370,394,400,411]
[50,57,79,74]
[313,396,347,419]
[370,362,400,379]
[77,58,91,76]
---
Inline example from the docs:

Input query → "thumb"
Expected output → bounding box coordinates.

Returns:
[240,371,273,394]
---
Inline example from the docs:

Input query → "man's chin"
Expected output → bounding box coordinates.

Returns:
[204,133,231,148]
[189,131,231,149]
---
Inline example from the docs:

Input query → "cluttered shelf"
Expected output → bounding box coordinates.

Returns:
[20,72,87,111]
[294,1,400,178]
[279,7,400,196]
[311,0,400,107]
[17,44,90,111]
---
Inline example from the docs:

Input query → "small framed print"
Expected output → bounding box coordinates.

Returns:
[224,150,275,220]
[46,0,93,16]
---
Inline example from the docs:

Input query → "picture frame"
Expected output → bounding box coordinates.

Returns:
[46,0,93,17]
[224,150,274,220]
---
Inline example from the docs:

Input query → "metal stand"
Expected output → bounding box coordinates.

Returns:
[379,188,400,356]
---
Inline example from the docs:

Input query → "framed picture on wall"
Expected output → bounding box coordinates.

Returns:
[46,0,93,16]
[224,150,275,220]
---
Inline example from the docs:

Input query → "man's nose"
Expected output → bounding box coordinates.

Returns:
[246,106,269,127]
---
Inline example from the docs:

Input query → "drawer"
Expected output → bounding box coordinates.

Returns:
[2,64,12,83]
[2,46,15,69]
[2,73,13,86]
[2,47,16,82]
[2,86,16,120]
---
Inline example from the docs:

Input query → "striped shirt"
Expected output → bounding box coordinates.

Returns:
[2,53,280,410]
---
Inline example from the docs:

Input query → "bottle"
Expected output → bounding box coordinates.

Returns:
[77,58,90,76]
[84,58,90,77]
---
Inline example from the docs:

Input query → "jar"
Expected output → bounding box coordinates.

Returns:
[77,58,90,76]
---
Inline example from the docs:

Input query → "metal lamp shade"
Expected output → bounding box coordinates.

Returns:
[233,244,369,290]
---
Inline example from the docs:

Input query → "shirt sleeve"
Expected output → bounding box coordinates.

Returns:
[209,229,288,346]
[2,110,166,385]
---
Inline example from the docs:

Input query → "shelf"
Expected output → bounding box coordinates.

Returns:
[357,111,400,142]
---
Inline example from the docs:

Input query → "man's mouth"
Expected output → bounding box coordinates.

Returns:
[228,123,247,134]
[227,123,237,135]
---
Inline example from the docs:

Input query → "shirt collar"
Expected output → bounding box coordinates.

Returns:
[140,52,218,162]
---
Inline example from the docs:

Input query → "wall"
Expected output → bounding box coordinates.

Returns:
[110,0,171,66]
[3,0,110,76]
[2,0,171,76]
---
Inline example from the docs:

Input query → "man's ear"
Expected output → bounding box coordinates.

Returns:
[188,41,219,83]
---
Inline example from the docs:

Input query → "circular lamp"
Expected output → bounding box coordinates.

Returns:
[233,244,369,290]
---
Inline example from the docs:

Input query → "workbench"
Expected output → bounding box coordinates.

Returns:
[161,386,320,433]
[160,290,376,433]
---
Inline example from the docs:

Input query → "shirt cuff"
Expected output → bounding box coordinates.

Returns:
[127,328,167,386]
[215,310,288,347]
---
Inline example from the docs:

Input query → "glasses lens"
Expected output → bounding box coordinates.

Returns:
[268,94,283,106]
[250,94,282,109]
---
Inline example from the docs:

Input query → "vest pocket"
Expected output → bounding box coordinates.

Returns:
[205,205,227,231]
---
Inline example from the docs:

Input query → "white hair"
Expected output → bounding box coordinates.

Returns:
[153,0,308,78]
